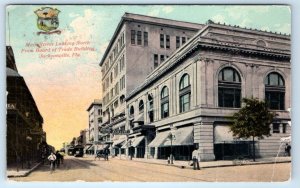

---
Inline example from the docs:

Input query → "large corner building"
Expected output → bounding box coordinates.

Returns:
[98,13,291,161]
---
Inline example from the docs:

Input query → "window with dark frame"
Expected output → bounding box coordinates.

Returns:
[154,54,158,68]
[179,74,191,113]
[273,123,280,133]
[160,55,165,63]
[160,34,164,48]
[139,100,144,113]
[148,94,154,122]
[137,31,142,45]
[265,72,285,110]
[166,35,170,49]
[144,32,148,46]
[218,67,241,108]
[282,123,287,133]
[161,86,169,118]
[176,36,180,49]
[182,37,186,45]
[131,30,136,45]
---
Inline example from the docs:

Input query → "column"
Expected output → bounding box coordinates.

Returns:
[144,136,148,159]
[119,148,121,157]
[134,147,137,158]
[194,121,215,161]
[154,147,158,159]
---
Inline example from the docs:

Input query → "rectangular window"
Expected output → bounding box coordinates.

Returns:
[176,36,180,49]
[131,30,136,44]
[144,32,148,46]
[114,65,118,77]
[160,55,165,63]
[282,123,287,133]
[166,35,170,49]
[180,93,190,113]
[110,88,114,99]
[182,37,186,45]
[161,102,169,118]
[273,123,280,133]
[154,54,158,68]
[160,34,164,48]
[137,31,142,45]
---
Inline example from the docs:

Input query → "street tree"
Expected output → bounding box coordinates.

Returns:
[230,98,274,161]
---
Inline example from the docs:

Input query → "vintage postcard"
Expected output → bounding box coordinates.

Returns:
[6,5,291,182]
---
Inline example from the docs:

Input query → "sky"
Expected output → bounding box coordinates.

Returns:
[6,5,291,150]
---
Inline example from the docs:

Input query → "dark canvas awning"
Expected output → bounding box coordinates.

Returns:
[214,125,234,143]
[131,136,145,147]
[112,135,126,147]
[162,126,193,146]
[149,126,194,147]
[148,131,170,147]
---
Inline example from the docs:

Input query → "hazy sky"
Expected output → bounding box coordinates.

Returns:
[6,5,291,149]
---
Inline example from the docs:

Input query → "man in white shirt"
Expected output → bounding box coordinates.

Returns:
[192,149,200,170]
[48,152,57,171]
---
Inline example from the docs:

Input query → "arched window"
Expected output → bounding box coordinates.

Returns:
[129,106,134,117]
[161,86,169,118]
[265,72,285,110]
[218,67,241,108]
[179,74,191,113]
[148,94,154,122]
[139,100,144,113]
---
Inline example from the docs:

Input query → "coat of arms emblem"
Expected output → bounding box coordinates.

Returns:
[34,7,61,35]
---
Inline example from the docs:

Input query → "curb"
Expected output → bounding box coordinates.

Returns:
[117,158,291,170]
[7,162,41,178]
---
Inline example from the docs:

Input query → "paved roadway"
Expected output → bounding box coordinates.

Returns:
[9,156,291,182]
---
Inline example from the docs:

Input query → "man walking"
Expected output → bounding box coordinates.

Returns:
[192,148,200,170]
[47,152,57,173]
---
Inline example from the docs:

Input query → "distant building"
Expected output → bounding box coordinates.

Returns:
[6,46,46,167]
[86,99,103,154]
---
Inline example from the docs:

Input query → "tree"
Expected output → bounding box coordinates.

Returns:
[230,98,274,161]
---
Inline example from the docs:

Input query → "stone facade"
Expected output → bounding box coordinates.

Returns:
[125,21,291,161]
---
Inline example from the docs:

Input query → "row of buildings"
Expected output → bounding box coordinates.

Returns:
[6,46,49,169]
[85,13,291,161]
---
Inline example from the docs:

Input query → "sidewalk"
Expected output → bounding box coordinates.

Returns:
[113,155,291,169]
[7,162,41,178]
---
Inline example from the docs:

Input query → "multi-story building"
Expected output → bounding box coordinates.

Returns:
[6,46,45,167]
[99,13,204,155]
[86,99,103,154]
[125,20,291,161]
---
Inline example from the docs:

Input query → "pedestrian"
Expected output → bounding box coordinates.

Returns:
[47,152,57,173]
[192,149,200,170]
[285,143,291,156]
[41,152,46,165]
[55,151,62,168]
[104,148,110,161]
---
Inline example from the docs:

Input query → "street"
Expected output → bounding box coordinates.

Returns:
[9,156,291,182]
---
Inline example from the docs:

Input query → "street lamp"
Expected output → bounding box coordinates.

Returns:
[128,139,132,160]
[169,129,176,165]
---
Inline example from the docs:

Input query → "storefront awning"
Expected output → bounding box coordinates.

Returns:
[121,140,128,149]
[131,136,145,147]
[148,131,171,147]
[112,136,126,147]
[214,125,234,143]
[84,144,93,151]
[96,144,109,151]
[162,126,194,146]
